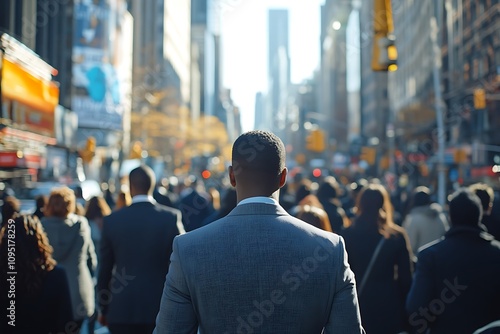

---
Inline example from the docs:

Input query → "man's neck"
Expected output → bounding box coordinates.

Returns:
[236,189,280,203]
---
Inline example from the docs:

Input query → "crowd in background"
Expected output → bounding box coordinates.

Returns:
[1,167,500,333]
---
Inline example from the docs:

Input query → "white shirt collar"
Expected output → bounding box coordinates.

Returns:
[131,195,156,204]
[238,196,279,206]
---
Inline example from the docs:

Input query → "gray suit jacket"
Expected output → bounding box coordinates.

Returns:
[154,202,365,333]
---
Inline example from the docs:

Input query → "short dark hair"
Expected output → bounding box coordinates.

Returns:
[469,183,494,212]
[448,188,482,226]
[232,130,285,181]
[317,176,339,200]
[411,186,431,208]
[129,165,156,195]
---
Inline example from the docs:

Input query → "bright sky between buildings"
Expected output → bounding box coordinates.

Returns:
[221,0,324,132]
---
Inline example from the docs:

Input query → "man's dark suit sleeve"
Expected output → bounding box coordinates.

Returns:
[97,216,115,315]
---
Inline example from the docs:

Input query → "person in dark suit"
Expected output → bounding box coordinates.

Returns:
[342,183,413,334]
[97,165,184,334]
[33,195,48,220]
[470,183,500,240]
[154,130,365,333]
[316,176,350,233]
[406,188,500,334]
[153,178,179,209]
[177,176,214,232]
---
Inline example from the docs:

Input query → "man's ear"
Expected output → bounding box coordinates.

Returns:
[229,166,236,187]
[278,167,287,189]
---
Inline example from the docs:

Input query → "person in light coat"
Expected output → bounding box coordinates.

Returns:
[42,187,97,332]
[403,186,448,258]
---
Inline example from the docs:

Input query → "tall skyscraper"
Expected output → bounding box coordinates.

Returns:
[130,0,191,110]
[319,0,352,153]
[191,0,221,118]
[267,9,290,137]
[128,0,191,166]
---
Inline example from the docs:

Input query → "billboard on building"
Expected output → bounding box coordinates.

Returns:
[72,0,131,131]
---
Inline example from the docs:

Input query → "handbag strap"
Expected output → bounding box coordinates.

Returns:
[358,237,385,296]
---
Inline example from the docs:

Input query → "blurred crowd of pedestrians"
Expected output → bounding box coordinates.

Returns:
[1,130,500,333]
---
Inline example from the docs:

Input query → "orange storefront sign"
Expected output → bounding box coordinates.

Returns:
[2,58,59,112]
[2,58,59,136]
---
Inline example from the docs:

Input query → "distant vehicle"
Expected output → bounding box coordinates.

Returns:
[70,180,103,201]
[24,180,102,202]
[19,199,35,215]
[28,182,65,199]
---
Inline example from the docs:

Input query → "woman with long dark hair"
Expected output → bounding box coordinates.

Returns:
[342,183,413,334]
[0,214,73,333]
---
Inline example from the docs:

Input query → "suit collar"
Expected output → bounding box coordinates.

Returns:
[227,202,289,217]
[131,195,156,205]
[238,196,279,206]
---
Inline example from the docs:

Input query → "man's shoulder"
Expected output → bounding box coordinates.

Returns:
[418,229,500,256]
[175,212,342,248]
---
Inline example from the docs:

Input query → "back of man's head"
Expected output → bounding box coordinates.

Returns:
[411,186,431,208]
[231,130,286,189]
[469,183,494,213]
[129,165,155,196]
[449,188,483,227]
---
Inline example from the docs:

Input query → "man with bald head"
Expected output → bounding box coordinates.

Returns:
[97,165,184,334]
[154,130,364,333]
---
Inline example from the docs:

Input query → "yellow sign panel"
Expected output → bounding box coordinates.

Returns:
[2,58,59,113]
[474,88,486,109]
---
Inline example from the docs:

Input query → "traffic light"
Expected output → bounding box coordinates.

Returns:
[360,146,377,165]
[419,163,429,177]
[312,168,322,178]
[474,88,486,109]
[379,155,390,170]
[79,136,96,164]
[372,0,398,71]
[306,129,326,153]
[454,149,467,164]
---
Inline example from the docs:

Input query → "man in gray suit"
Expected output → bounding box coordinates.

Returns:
[98,165,184,334]
[154,130,365,333]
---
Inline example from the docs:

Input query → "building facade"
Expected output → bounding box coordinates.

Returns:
[0,1,80,185]
[319,0,357,156]
[128,0,190,170]
[442,0,500,171]
[388,0,500,184]
[191,0,221,118]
